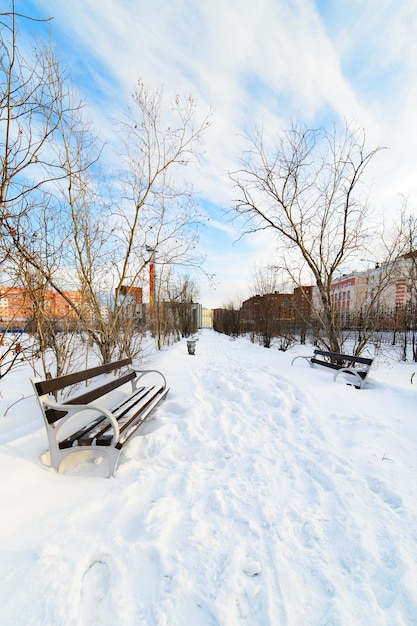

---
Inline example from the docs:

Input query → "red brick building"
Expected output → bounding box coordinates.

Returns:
[0,286,82,327]
[241,286,313,325]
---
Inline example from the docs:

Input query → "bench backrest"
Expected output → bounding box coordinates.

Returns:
[33,358,135,424]
[313,350,373,367]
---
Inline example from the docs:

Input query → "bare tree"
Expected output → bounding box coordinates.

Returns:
[23,272,84,381]
[0,281,26,379]
[0,4,95,374]
[349,202,417,356]
[48,81,211,362]
[393,210,417,361]
[350,261,403,355]
[0,5,73,250]
[107,82,210,351]
[249,265,279,348]
[167,272,199,339]
[214,300,242,337]
[230,120,383,353]
[1,5,210,368]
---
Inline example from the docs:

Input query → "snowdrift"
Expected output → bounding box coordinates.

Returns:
[1,330,416,625]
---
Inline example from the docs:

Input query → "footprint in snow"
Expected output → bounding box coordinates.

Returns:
[367,476,403,511]
[79,557,112,626]
[242,557,262,577]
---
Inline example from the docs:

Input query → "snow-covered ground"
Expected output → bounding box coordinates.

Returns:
[1,330,417,625]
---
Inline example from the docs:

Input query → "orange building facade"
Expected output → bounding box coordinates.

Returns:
[0,286,82,327]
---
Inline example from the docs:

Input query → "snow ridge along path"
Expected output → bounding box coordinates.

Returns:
[1,330,417,625]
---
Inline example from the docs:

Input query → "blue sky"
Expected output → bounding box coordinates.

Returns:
[19,0,417,308]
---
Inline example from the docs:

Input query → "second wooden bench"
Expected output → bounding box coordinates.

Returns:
[292,349,373,389]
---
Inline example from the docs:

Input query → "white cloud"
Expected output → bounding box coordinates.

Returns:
[26,0,417,306]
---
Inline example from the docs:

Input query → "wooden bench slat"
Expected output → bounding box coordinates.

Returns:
[76,386,159,445]
[96,386,167,446]
[59,416,107,449]
[34,358,132,396]
[65,371,136,407]
[111,386,169,449]
[310,358,340,371]
[58,386,155,448]
[45,371,137,424]
[313,350,372,366]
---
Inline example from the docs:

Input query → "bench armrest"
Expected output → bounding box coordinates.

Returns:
[291,355,313,366]
[40,398,121,444]
[333,368,365,389]
[129,367,167,389]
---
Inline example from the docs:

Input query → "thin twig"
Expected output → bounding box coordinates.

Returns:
[4,393,34,416]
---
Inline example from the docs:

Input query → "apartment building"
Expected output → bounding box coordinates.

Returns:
[0,286,82,327]
[331,253,417,325]
[241,286,313,325]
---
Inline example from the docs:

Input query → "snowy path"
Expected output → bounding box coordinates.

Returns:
[1,331,417,625]
[144,335,417,625]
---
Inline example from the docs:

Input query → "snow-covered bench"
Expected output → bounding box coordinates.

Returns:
[291,349,373,389]
[32,358,169,476]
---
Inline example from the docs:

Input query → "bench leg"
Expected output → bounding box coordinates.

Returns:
[333,369,364,389]
[106,447,122,477]
[47,445,122,478]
